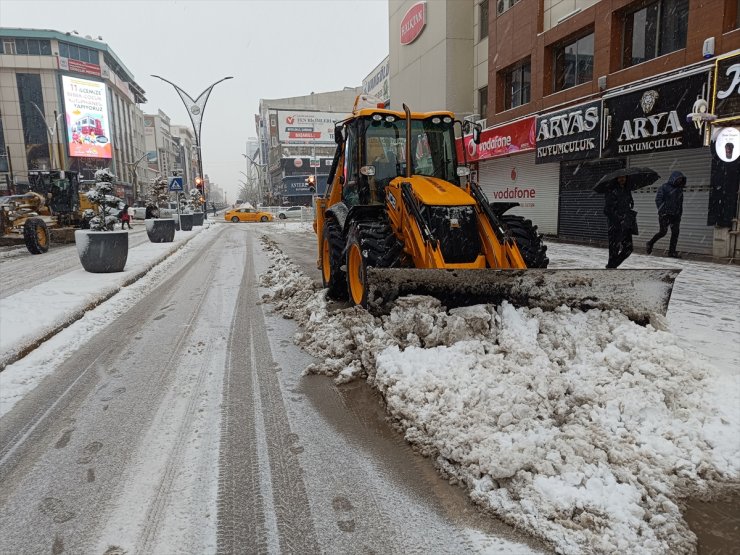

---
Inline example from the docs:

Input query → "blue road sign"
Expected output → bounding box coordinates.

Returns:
[168,176,184,191]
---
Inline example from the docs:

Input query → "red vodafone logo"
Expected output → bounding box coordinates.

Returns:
[286,116,294,124]
[400,2,426,45]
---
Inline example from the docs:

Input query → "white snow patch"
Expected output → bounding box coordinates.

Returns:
[259,237,740,555]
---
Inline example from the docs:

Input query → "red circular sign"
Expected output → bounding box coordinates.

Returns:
[294,158,303,168]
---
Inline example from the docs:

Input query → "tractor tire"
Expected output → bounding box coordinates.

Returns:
[500,214,549,268]
[321,218,348,300]
[23,218,50,255]
[346,221,403,307]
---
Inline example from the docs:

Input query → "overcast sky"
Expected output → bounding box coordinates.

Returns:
[2,0,390,202]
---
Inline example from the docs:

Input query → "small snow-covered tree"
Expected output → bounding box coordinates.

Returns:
[86,168,123,231]
[146,175,170,209]
[190,188,203,212]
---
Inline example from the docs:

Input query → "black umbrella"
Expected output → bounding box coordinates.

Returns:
[593,167,660,193]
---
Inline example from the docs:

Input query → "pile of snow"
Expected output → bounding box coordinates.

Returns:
[259,238,740,555]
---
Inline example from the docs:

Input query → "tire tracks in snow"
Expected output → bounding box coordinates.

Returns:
[217,231,319,554]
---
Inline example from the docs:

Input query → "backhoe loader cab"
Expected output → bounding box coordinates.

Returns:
[314,98,679,323]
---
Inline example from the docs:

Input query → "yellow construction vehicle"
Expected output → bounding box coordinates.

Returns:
[314,97,679,323]
[0,170,92,254]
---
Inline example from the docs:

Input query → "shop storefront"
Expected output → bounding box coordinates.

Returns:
[708,50,740,259]
[533,99,615,243]
[461,117,560,235]
[601,68,715,255]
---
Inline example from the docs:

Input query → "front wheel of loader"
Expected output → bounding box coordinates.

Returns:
[23,218,50,254]
[346,225,370,307]
[321,218,347,300]
[501,214,549,268]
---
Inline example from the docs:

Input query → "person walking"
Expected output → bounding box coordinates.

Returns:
[120,204,133,230]
[646,171,685,258]
[603,175,636,268]
[211,202,217,216]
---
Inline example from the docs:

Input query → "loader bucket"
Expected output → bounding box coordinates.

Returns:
[365,268,680,324]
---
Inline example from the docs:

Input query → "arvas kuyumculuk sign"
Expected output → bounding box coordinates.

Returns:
[535,100,601,164]
[602,70,712,158]
[713,50,740,123]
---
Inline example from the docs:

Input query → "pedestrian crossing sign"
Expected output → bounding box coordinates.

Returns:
[168,176,184,191]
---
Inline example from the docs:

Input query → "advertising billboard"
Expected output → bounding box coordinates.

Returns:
[276,110,347,145]
[61,75,112,158]
[362,56,390,105]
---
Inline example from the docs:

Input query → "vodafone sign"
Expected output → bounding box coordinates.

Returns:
[400,2,426,45]
[457,117,536,163]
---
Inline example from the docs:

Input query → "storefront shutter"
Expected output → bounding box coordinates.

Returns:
[557,158,626,244]
[478,152,560,235]
[629,148,713,255]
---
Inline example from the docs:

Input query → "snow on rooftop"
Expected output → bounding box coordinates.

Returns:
[258,237,739,555]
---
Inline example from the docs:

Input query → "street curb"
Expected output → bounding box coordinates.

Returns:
[0,229,205,371]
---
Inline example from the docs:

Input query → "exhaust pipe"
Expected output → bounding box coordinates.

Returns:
[403,103,412,178]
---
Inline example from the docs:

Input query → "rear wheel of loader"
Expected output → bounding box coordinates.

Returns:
[23,218,50,255]
[501,214,549,268]
[321,218,347,300]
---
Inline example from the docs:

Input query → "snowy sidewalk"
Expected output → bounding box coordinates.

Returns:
[0,225,210,368]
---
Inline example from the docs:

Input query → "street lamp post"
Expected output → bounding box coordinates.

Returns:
[151,74,233,218]
[30,102,64,170]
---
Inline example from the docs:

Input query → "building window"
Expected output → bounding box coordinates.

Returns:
[479,0,489,41]
[58,41,99,65]
[6,38,51,56]
[502,60,531,110]
[478,86,488,120]
[496,0,520,15]
[16,73,50,170]
[623,0,689,68]
[553,32,594,92]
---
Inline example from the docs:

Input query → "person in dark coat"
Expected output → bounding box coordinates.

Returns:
[603,175,635,268]
[646,170,685,258]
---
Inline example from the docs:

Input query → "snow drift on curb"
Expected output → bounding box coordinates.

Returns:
[258,237,740,555]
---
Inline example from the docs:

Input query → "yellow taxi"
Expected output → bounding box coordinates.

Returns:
[224,207,274,223]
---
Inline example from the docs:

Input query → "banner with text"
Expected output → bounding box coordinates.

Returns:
[61,75,112,159]
[602,71,711,158]
[276,110,347,145]
[457,117,536,163]
[536,100,601,163]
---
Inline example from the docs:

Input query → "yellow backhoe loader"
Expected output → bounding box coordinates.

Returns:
[314,97,679,323]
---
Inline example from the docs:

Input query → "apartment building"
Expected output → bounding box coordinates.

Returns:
[0,27,147,203]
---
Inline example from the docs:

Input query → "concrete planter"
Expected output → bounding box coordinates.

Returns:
[75,230,129,273]
[192,212,204,226]
[173,213,194,231]
[145,218,176,243]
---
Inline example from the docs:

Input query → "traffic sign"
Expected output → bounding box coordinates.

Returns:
[310,158,320,168]
[168,176,184,191]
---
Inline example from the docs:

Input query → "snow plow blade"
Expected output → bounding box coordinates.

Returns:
[366,268,681,324]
